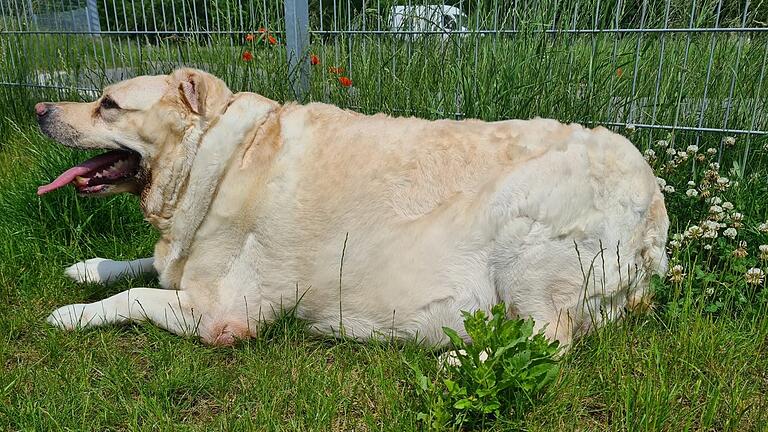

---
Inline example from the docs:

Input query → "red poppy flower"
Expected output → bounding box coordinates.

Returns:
[267,35,277,45]
[328,66,345,75]
[310,54,320,66]
[242,51,253,62]
[338,76,352,87]
[245,33,254,42]
[616,67,623,78]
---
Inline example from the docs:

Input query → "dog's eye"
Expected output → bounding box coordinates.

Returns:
[100,97,120,111]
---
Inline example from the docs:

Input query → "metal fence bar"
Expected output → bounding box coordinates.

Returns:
[5,27,768,36]
[698,0,724,154]
[671,0,698,148]
[604,0,621,127]
[284,0,310,99]
[743,41,768,166]
[626,0,648,128]
[721,0,750,132]
[0,81,100,93]
[595,121,768,136]
[650,0,672,129]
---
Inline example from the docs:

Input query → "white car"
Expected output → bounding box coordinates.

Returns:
[389,5,469,38]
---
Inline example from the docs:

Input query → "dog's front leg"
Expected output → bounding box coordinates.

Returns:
[46,288,200,337]
[65,257,156,285]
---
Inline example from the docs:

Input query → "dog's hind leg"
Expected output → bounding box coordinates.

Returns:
[46,288,201,338]
[65,257,156,285]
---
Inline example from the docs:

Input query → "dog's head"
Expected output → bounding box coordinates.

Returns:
[35,68,232,197]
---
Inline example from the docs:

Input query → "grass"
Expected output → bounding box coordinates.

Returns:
[1,107,767,431]
[1,1,768,428]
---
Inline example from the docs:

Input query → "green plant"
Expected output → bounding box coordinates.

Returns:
[411,303,561,430]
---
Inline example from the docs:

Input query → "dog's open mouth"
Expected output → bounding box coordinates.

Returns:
[37,150,141,196]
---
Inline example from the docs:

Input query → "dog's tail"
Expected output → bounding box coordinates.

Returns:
[628,188,669,312]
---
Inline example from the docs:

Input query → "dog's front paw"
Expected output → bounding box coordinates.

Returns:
[65,258,113,284]
[46,303,100,330]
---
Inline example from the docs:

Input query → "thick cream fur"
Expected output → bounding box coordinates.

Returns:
[46,69,669,348]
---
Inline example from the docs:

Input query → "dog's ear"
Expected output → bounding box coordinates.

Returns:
[178,72,207,116]
[172,68,233,118]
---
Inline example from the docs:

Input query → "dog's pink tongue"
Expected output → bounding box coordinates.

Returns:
[37,151,125,196]
[37,166,92,195]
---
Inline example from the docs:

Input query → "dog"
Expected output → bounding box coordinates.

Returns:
[37,68,669,348]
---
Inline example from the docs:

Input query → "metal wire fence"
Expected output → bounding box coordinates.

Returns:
[1,0,766,147]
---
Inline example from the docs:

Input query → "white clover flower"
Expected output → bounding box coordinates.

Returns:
[717,177,730,186]
[668,264,686,283]
[705,287,715,296]
[709,205,723,215]
[723,228,738,239]
[709,162,720,171]
[686,145,698,154]
[655,139,669,148]
[673,233,684,241]
[677,151,688,159]
[723,136,736,147]
[722,202,734,211]
[732,241,748,258]
[759,245,768,261]
[759,222,768,233]
[745,268,764,285]
[731,212,744,228]
[706,148,718,155]
[663,185,675,193]
[685,225,704,239]
[656,177,667,188]
[669,240,681,249]
[704,244,713,250]
[709,197,723,205]
[685,189,698,197]
[687,181,696,187]
[666,148,677,156]
[644,148,656,157]
[702,220,720,239]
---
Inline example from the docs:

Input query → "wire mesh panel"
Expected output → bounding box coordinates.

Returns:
[304,1,767,135]
[0,0,766,147]
[0,0,291,101]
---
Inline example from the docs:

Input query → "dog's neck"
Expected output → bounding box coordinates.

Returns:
[141,119,207,225]
[143,93,279,277]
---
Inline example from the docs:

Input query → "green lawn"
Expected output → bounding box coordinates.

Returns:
[0,110,767,430]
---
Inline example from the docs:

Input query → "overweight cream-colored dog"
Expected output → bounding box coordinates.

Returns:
[37,68,668,348]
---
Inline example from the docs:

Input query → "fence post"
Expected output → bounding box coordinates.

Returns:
[284,0,310,101]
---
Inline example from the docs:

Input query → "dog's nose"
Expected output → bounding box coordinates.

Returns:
[34,102,49,118]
